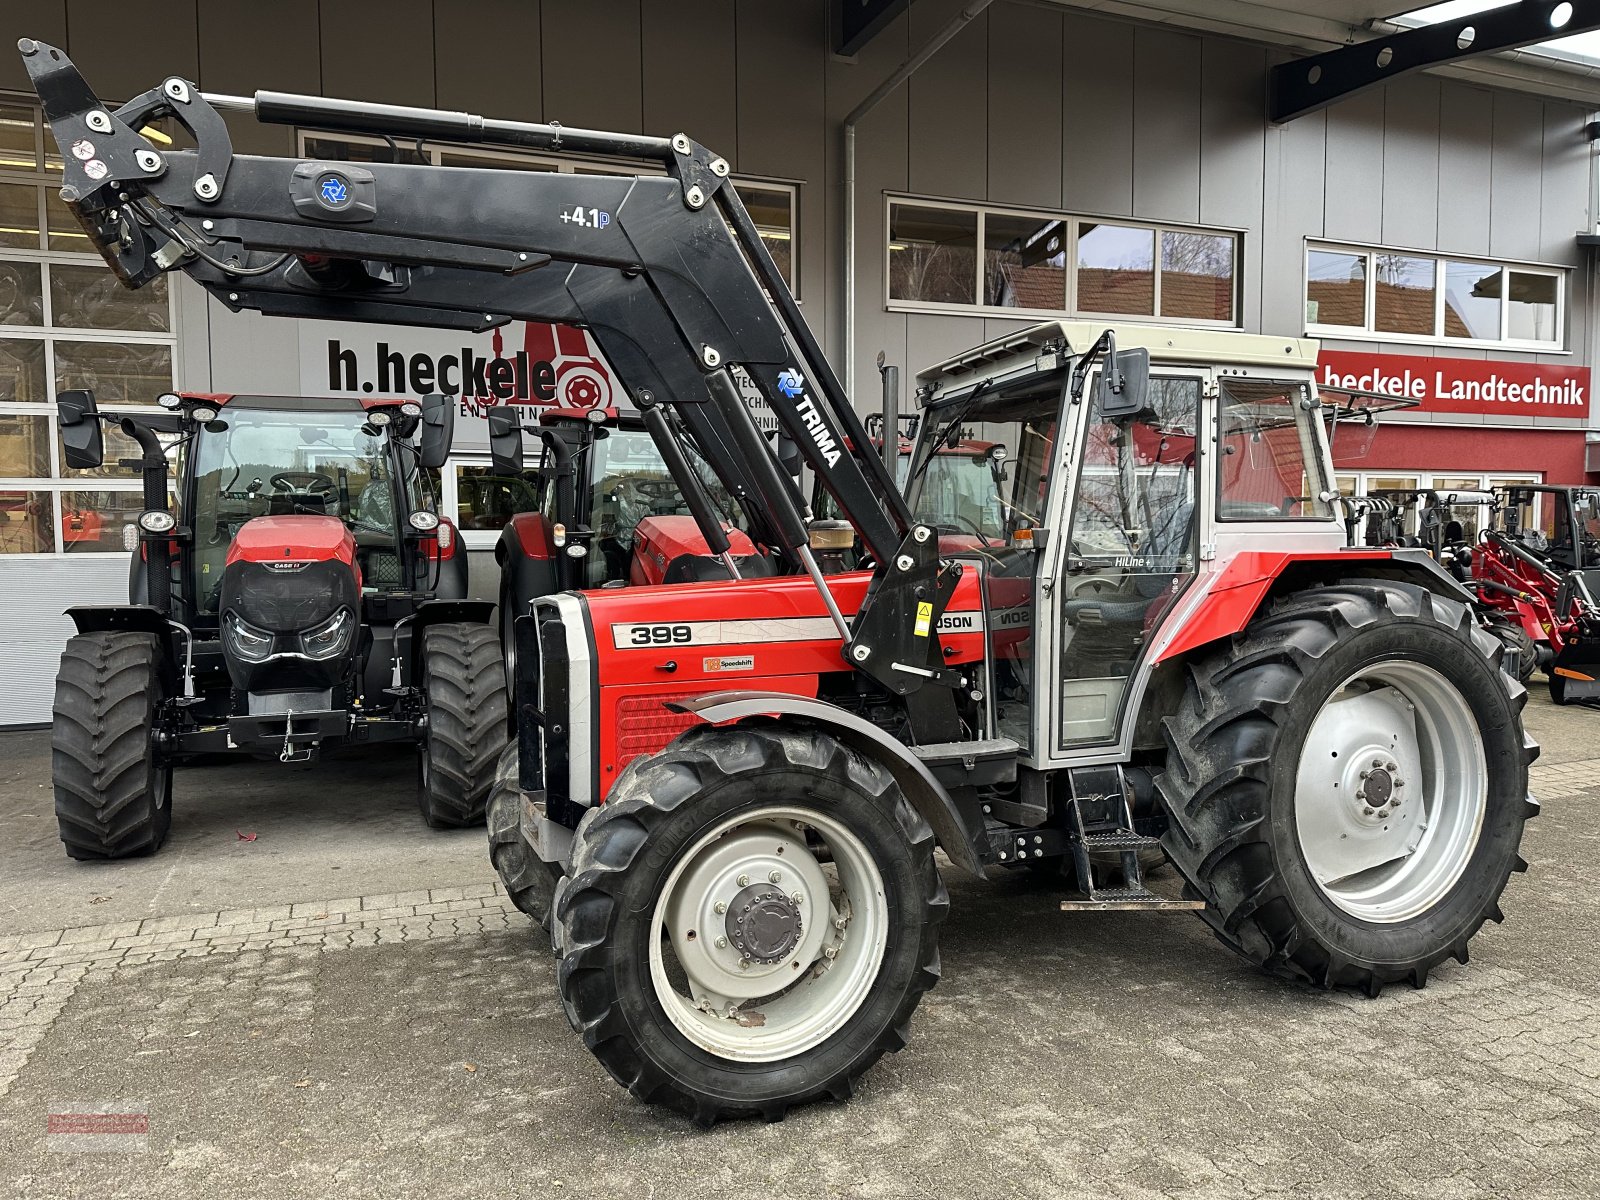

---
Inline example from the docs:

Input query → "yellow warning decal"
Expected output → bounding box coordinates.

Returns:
[914,601,933,638]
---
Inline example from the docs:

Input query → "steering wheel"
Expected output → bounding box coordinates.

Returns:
[936,515,993,547]
[270,471,337,497]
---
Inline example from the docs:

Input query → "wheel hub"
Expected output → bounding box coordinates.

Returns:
[726,883,803,963]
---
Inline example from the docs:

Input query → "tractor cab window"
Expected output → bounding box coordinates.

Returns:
[1216,379,1331,520]
[1058,375,1201,747]
[189,406,404,613]
[579,426,742,587]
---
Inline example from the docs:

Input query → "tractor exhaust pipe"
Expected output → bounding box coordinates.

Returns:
[122,419,173,614]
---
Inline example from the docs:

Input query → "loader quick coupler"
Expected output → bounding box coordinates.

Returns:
[845,525,961,697]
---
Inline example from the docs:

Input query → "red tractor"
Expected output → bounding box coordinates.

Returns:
[23,43,1537,1125]
[47,386,506,858]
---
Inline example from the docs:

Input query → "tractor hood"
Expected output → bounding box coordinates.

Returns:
[225,514,358,571]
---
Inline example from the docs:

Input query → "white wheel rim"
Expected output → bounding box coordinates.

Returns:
[648,805,888,1062]
[1294,661,1487,923]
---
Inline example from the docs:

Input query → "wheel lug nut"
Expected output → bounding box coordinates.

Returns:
[737,874,750,887]
[714,936,727,949]
[739,959,750,970]
[792,892,804,906]
[1363,807,1375,816]
[768,870,782,884]
[1360,770,1370,780]
[1386,761,1398,772]
[714,901,727,915]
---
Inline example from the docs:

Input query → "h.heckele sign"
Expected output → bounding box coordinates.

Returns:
[1318,350,1591,421]
[299,320,776,453]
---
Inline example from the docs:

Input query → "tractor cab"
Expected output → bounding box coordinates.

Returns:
[1496,484,1600,573]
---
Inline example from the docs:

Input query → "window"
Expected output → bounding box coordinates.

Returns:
[0,102,178,556]
[1217,379,1331,520]
[889,199,1240,325]
[1307,242,1564,350]
[302,134,801,293]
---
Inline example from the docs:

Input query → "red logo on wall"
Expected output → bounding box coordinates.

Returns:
[1318,350,1589,420]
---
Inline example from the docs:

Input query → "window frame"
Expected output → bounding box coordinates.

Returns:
[1304,240,1567,353]
[885,194,1243,329]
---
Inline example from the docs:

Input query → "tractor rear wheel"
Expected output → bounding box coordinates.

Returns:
[555,725,946,1125]
[51,631,172,861]
[485,743,562,932]
[417,622,507,828]
[1158,581,1537,994]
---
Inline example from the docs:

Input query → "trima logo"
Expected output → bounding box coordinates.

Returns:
[773,367,842,468]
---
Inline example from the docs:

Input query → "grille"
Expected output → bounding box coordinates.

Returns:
[616,693,699,772]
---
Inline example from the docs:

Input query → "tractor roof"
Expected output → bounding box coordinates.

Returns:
[181,392,414,413]
[915,320,1319,402]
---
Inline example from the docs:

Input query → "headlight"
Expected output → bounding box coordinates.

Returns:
[399,401,423,417]
[223,611,274,663]
[137,509,176,534]
[367,409,392,427]
[156,392,182,409]
[408,510,440,532]
[190,404,220,424]
[300,608,353,660]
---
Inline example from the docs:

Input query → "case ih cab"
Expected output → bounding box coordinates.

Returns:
[48,384,506,859]
[23,40,1536,1124]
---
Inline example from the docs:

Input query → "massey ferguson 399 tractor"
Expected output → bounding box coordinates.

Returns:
[47,386,506,859]
[23,40,1536,1123]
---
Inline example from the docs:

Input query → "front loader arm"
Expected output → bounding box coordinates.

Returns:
[21,37,962,715]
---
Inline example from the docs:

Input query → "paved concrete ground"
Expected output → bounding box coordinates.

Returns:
[0,689,1596,1199]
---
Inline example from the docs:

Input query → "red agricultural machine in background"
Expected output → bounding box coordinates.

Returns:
[24,40,1538,1126]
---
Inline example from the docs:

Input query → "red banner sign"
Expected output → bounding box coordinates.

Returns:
[1317,350,1590,420]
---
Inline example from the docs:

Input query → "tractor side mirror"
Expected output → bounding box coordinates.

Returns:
[57,389,104,469]
[487,406,525,474]
[771,431,803,479]
[418,393,453,469]
[1095,348,1150,420]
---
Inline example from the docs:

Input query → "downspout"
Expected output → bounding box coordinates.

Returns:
[842,0,994,402]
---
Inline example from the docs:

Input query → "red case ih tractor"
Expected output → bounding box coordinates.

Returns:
[22,41,1537,1124]
[47,386,506,859]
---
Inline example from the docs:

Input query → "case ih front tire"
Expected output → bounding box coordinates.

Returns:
[556,725,947,1125]
[417,623,507,828]
[51,631,172,861]
[1159,581,1536,995]
[485,744,562,931]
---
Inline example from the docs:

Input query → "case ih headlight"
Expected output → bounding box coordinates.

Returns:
[223,611,274,663]
[137,509,176,534]
[156,392,182,409]
[400,401,423,417]
[367,409,392,427]
[300,608,353,660]
[190,404,220,424]
[409,510,440,532]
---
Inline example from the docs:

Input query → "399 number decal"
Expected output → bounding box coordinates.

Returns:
[629,624,693,646]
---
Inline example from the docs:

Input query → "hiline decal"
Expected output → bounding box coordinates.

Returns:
[612,612,985,649]
[774,369,842,468]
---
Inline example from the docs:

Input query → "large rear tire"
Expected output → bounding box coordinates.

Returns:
[52,631,173,861]
[485,743,562,932]
[556,724,946,1125]
[417,622,507,828]
[1158,581,1537,994]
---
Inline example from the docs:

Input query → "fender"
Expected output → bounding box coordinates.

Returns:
[1153,548,1475,664]
[669,690,987,879]
[64,604,178,692]
[407,597,495,678]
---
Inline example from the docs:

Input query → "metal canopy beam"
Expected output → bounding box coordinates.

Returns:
[1270,1,1600,123]
[835,0,911,56]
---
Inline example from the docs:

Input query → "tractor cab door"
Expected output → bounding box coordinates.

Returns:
[1051,373,1204,749]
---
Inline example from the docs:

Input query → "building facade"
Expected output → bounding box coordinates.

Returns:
[1,0,1596,722]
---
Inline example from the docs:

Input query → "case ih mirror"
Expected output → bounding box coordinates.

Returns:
[56,389,104,470]
[20,38,1539,1127]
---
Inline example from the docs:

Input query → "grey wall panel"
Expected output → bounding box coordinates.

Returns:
[542,0,643,134]
[1131,26,1200,225]
[3,4,66,93]
[1538,102,1588,262]
[206,299,300,395]
[643,0,736,153]
[1062,13,1132,218]
[1436,83,1493,257]
[1488,90,1545,263]
[173,277,211,392]
[318,0,433,107]
[1379,76,1440,250]
[66,0,197,104]
[198,0,321,156]
[908,0,988,202]
[0,557,128,725]
[1198,38,1265,231]
[986,3,1062,211]
[906,311,985,378]
[1260,105,1326,338]
[434,0,542,118]
[1322,87,1385,246]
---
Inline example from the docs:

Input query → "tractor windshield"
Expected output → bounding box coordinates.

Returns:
[188,404,416,613]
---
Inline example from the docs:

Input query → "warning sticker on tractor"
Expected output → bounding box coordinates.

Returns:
[914,602,933,638]
[703,655,755,673]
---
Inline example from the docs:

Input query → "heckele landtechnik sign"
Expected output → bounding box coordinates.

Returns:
[1318,350,1591,420]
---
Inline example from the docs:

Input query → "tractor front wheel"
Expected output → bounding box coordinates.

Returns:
[485,743,562,932]
[555,725,946,1125]
[1159,581,1537,994]
[1486,617,1537,683]
[417,622,507,828]
[51,631,172,861]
